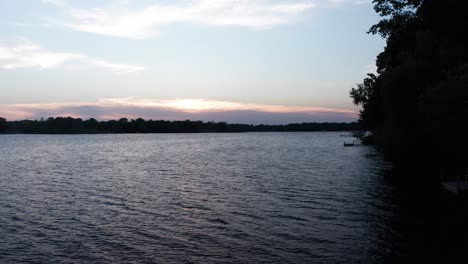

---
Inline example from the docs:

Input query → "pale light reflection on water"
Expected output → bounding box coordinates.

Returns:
[0,133,403,263]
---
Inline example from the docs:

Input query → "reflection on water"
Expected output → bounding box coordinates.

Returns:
[0,133,458,263]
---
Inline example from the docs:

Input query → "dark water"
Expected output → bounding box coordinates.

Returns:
[0,133,446,263]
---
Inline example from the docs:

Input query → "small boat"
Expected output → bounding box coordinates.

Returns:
[344,141,354,147]
[441,181,468,195]
[441,169,468,195]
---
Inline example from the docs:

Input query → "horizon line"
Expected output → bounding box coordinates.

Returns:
[1,116,358,125]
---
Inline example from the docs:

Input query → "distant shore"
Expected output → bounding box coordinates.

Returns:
[0,117,361,134]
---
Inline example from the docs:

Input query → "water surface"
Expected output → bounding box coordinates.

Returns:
[0,133,406,263]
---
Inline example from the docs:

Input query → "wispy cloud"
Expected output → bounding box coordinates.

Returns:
[327,0,371,6]
[99,98,356,114]
[0,39,144,73]
[0,98,357,124]
[363,62,376,74]
[41,0,316,39]
[0,39,83,70]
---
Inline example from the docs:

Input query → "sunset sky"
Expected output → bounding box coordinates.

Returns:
[0,0,384,124]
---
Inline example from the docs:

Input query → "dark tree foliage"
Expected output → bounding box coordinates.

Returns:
[0,117,7,131]
[351,0,468,170]
[0,117,361,134]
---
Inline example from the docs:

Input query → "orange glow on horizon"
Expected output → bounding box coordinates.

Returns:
[0,98,358,121]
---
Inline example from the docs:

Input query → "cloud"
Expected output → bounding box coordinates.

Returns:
[0,98,357,124]
[42,0,316,38]
[99,98,356,114]
[363,62,377,74]
[0,40,83,69]
[326,0,372,7]
[0,39,144,73]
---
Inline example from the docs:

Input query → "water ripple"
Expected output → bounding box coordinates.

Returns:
[0,133,397,263]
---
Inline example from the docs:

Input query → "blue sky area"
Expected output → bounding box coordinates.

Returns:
[0,0,384,124]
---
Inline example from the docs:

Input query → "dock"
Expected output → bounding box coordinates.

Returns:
[441,168,468,195]
[441,181,468,195]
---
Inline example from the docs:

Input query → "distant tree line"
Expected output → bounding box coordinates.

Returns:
[350,0,468,172]
[0,117,361,134]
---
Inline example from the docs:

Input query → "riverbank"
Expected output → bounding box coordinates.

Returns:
[0,117,361,134]
[381,166,468,263]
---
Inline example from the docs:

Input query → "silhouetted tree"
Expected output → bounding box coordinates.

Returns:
[351,0,468,169]
[83,118,99,131]
[1,117,361,134]
[0,117,7,131]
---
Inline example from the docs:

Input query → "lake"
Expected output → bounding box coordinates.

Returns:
[0,133,445,263]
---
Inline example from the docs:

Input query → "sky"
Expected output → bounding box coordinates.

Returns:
[0,0,384,124]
